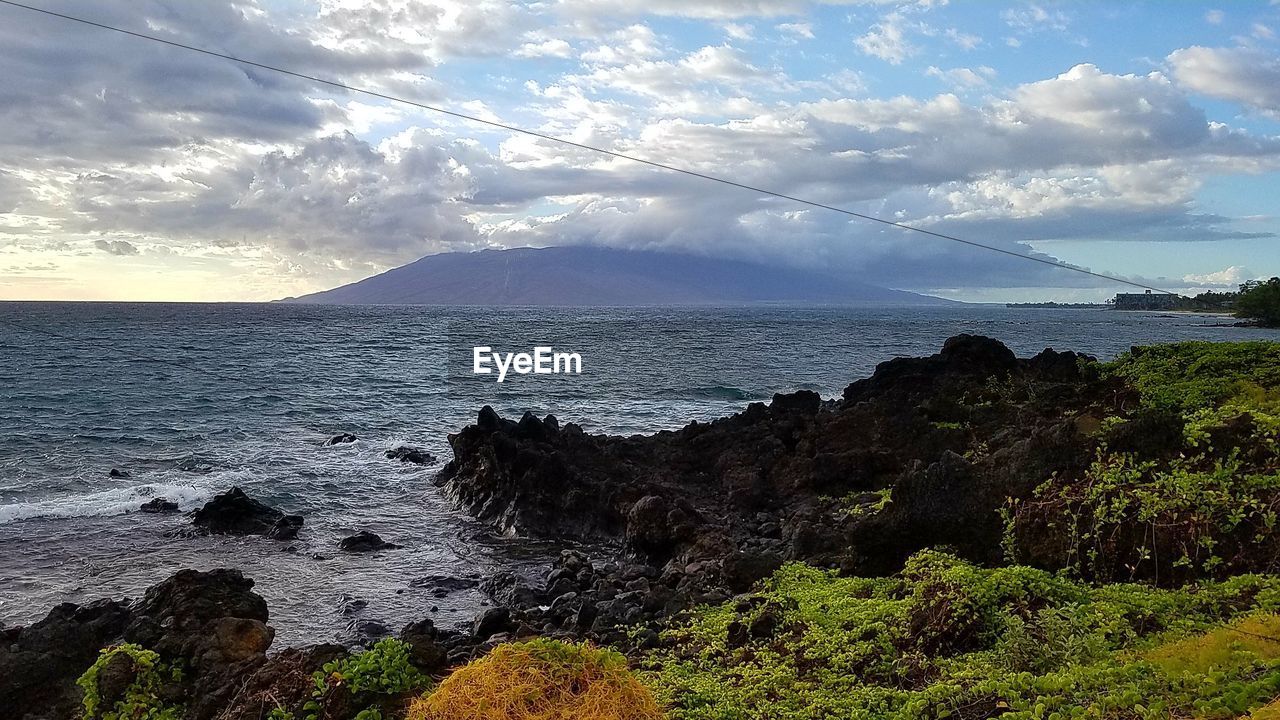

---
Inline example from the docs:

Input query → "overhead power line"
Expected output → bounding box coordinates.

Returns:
[0,0,1178,295]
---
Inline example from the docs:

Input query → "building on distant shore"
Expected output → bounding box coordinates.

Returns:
[1111,290,1183,310]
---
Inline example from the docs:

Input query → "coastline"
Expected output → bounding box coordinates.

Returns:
[8,334,1280,719]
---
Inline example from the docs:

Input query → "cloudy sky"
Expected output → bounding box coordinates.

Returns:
[0,0,1278,302]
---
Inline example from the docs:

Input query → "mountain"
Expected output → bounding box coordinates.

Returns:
[281,246,953,306]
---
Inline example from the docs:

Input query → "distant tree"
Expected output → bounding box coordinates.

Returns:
[1235,277,1280,327]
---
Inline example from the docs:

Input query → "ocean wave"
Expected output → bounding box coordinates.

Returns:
[0,481,216,525]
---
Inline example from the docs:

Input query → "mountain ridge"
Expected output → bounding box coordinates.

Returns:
[282,246,953,306]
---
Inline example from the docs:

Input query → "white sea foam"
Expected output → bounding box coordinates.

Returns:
[0,480,221,524]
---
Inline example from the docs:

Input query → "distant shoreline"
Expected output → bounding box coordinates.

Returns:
[1005,302,1107,309]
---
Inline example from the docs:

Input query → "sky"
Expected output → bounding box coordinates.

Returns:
[0,0,1278,302]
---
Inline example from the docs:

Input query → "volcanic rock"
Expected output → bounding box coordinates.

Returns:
[338,531,402,552]
[140,497,180,514]
[189,487,302,539]
[438,336,1112,581]
[385,446,436,464]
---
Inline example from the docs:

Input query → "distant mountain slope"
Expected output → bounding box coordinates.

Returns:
[281,246,953,306]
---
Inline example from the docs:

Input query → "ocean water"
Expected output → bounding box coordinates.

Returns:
[2,302,1277,646]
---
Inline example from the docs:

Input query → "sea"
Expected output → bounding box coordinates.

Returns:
[2,302,1277,646]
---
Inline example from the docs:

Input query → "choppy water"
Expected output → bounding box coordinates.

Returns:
[2,302,1277,646]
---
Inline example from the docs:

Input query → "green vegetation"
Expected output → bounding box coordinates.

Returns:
[1004,341,1280,582]
[409,638,663,720]
[644,341,1280,718]
[1238,278,1280,328]
[643,553,1280,719]
[302,638,429,720]
[77,644,183,720]
[834,488,894,519]
[1103,341,1280,413]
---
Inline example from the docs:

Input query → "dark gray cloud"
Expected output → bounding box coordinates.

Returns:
[63,131,485,273]
[0,0,434,165]
[93,238,139,255]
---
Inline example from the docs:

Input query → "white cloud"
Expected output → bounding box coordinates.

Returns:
[1183,265,1256,286]
[1168,46,1280,118]
[562,44,783,117]
[945,27,982,50]
[776,22,814,39]
[1205,9,1224,25]
[1001,4,1070,33]
[855,12,916,64]
[580,24,663,65]
[515,39,574,58]
[316,0,531,60]
[926,65,995,89]
[1013,65,1206,147]
[552,0,900,21]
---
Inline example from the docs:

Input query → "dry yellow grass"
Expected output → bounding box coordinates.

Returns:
[406,638,663,720]
[1250,698,1280,720]
[1146,613,1280,675]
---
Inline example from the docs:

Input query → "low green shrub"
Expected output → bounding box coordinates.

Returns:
[1104,341,1280,413]
[1004,342,1280,583]
[643,553,1280,719]
[77,643,182,720]
[302,638,429,720]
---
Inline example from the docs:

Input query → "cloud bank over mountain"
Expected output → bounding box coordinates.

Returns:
[0,0,1277,301]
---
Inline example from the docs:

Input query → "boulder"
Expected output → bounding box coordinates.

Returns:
[410,575,479,598]
[139,497,179,514]
[267,515,304,541]
[400,619,448,674]
[385,446,436,465]
[480,572,545,608]
[324,433,358,446]
[210,645,347,720]
[343,618,392,645]
[770,389,822,415]
[189,487,302,538]
[0,600,132,719]
[721,550,784,594]
[472,607,513,641]
[338,531,402,553]
[1,568,274,720]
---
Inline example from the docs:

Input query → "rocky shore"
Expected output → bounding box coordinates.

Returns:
[7,335,1280,719]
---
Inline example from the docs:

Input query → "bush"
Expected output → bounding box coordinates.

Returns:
[77,644,182,720]
[642,554,1280,719]
[1007,341,1280,582]
[301,638,429,720]
[409,638,662,720]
